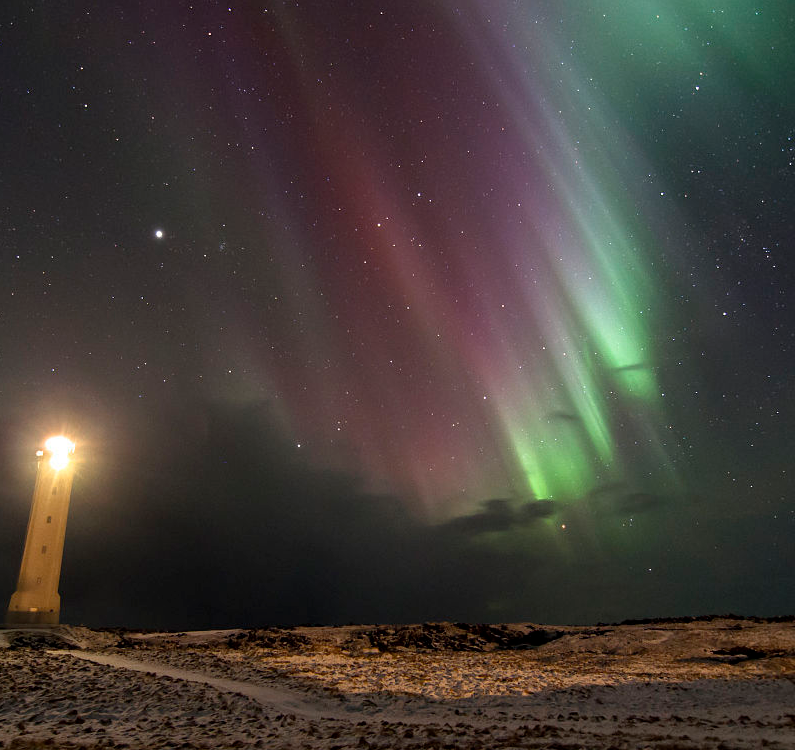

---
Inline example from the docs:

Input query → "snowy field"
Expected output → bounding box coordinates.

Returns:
[1,617,794,749]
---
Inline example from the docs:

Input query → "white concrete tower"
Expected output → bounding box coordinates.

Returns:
[6,437,76,626]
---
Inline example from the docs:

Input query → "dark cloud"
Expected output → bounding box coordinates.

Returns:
[438,497,554,536]
[57,400,424,628]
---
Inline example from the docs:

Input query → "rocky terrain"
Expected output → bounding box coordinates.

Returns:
[1,617,794,749]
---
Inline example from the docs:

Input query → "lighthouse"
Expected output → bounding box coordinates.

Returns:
[6,437,76,626]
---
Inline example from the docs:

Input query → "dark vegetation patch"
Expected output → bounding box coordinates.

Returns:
[5,631,74,650]
[225,628,311,650]
[354,622,565,652]
[708,646,788,664]
[679,646,790,665]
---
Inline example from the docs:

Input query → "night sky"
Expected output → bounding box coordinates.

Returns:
[1,1,793,629]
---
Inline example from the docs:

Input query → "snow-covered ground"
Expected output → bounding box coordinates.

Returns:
[1,618,793,749]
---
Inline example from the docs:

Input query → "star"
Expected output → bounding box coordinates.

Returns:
[154,229,164,239]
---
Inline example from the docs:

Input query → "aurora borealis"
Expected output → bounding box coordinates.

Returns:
[1,1,793,627]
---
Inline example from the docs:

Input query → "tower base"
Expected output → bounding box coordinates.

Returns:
[6,590,60,626]
[5,608,60,626]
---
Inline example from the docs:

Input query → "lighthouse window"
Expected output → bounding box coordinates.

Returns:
[46,516,52,524]
[42,545,47,554]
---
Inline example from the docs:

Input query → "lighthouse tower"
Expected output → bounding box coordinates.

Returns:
[6,437,76,626]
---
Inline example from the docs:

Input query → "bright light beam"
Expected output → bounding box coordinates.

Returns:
[44,436,75,471]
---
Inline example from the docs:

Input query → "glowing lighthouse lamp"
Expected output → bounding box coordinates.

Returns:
[6,437,76,626]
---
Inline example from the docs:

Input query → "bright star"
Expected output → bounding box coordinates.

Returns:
[154,229,164,239]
